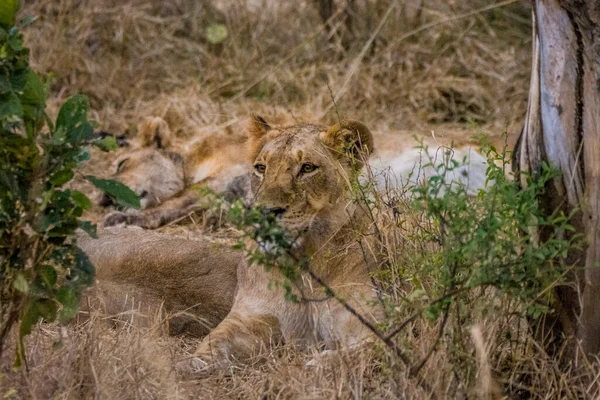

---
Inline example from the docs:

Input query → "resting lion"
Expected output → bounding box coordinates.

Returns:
[81,115,383,368]
[78,227,239,336]
[101,116,249,229]
[178,115,385,369]
[100,116,492,230]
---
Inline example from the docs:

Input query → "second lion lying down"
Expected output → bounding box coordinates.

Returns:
[99,116,491,230]
[84,116,384,368]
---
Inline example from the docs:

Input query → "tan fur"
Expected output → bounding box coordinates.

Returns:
[184,117,383,368]
[78,228,240,336]
[102,117,249,228]
[138,116,173,149]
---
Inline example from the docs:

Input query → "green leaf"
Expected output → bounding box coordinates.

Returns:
[21,70,46,107]
[9,70,27,91]
[68,121,93,144]
[75,148,91,164]
[49,169,74,186]
[94,135,117,152]
[16,298,57,367]
[20,15,36,28]
[36,299,57,322]
[56,286,78,322]
[13,273,28,293]
[19,302,40,338]
[71,247,95,289]
[0,92,23,119]
[72,190,92,210]
[77,220,97,238]
[85,175,140,209]
[0,75,10,94]
[39,265,58,287]
[0,0,19,28]
[7,28,23,51]
[205,23,228,44]
[56,95,89,136]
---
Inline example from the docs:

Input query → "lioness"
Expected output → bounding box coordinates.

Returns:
[180,116,384,368]
[78,227,239,336]
[101,116,249,228]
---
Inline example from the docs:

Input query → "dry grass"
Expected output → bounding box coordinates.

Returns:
[4,0,599,398]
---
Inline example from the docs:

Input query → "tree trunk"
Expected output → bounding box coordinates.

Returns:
[513,0,600,360]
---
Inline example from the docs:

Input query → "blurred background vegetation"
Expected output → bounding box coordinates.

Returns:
[22,0,531,140]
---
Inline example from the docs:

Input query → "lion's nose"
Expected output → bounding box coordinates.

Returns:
[267,207,287,216]
[139,190,148,198]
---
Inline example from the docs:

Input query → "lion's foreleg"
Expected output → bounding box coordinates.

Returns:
[103,189,203,229]
[180,310,282,371]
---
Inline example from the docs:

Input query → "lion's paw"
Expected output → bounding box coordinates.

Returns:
[103,210,144,227]
[103,211,129,227]
[175,356,210,376]
[305,349,335,367]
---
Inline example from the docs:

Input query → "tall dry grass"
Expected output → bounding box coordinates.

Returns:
[5,1,596,399]
[22,0,531,137]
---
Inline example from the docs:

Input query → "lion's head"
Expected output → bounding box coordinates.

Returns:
[245,115,373,242]
[100,117,186,209]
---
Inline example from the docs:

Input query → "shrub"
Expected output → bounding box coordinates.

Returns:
[0,3,138,367]
[224,132,580,382]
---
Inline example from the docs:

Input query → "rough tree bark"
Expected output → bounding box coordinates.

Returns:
[513,0,600,360]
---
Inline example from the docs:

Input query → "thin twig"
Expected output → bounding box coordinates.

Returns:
[304,268,412,366]
[409,303,450,376]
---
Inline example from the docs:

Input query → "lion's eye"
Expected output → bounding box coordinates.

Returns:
[300,163,318,174]
[254,164,266,174]
[116,159,128,173]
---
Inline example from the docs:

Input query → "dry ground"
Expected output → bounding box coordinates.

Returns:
[3,0,598,398]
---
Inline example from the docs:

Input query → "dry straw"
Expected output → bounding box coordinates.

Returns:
[3,1,593,399]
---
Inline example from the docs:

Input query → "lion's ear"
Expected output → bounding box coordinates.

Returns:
[139,117,172,149]
[245,114,271,161]
[320,120,374,169]
[245,114,271,140]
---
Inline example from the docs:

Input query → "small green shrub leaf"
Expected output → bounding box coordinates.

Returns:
[72,190,92,210]
[20,15,36,28]
[39,265,58,287]
[36,299,57,322]
[13,274,28,293]
[0,75,10,94]
[0,0,19,27]
[85,175,140,209]
[94,135,118,151]
[0,92,23,119]
[206,24,228,44]
[77,220,97,238]
[56,95,89,135]
[49,169,74,187]
[56,286,78,322]
[21,70,46,107]
[71,247,96,289]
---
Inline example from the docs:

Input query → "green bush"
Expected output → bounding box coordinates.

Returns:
[0,3,138,366]
[406,137,579,321]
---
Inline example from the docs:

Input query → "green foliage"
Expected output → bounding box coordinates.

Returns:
[85,176,140,209]
[205,24,229,45]
[0,5,138,365]
[406,137,579,322]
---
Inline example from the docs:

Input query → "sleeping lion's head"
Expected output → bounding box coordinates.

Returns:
[100,117,185,209]
[245,115,374,242]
